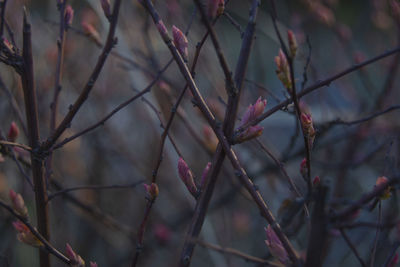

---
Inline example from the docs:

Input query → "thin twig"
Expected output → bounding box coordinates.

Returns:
[0,140,31,151]
[340,228,367,267]
[370,200,382,267]
[331,178,399,220]
[52,59,173,150]
[47,180,144,202]
[41,0,123,152]
[236,46,400,133]
[193,239,279,266]
[320,105,400,127]
[179,1,263,266]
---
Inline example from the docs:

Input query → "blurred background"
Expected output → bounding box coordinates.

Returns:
[0,0,400,266]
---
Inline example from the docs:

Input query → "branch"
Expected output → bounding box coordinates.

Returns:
[52,59,173,150]
[41,0,123,152]
[319,105,400,128]
[142,0,300,265]
[331,178,399,220]
[0,199,71,265]
[21,9,50,267]
[0,140,31,151]
[236,46,400,133]
[193,239,279,266]
[180,1,263,266]
[339,228,367,267]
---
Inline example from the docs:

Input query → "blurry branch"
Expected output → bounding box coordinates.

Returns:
[334,221,400,229]
[140,96,183,158]
[0,199,71,265]
[339,229,367,267]
[369,201,382,267]
[44,19,177,87]
[244,78,281,102]
[192,0,238,98]
[0,75,28,136]
[0,131,33,188]
[317,104,400,130]
[193,239,279,266]
[49,0,68,135]
[46,0,69,187]
[47,180,145,202]
[383,241,400,267]
[0,140,31,151]
[0,142,134,238]
[52,59,173,150]
[21,10,50,267]
[41,0,122,152]
[300,36,312,91]
[236,46,400,133]
[50,179,135,238]
[331,177,400,220]
[223,12,244,36]
[255,139,303,199]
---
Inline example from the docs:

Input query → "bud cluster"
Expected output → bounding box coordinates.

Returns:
[235,97,267,143]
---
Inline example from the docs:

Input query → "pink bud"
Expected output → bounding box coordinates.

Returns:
[9,190,28,218]
[90,262,98,267]
[287,30,298,58]
[200,162,212,188]
[253,97,267,118]
[100,0,111,18]
[178,158,198,197]
[389,253,399,267]
[82,22,102,45]
[154,223,171,244]
[235,125,263,144]
[275,49,292,90]
[264,225,289,264]
[7,122,19,142]
[203,125,218,152]
[13,221,43,247]
[240,97,267,127]
[156,20,168,36]
[172,25,188,62]
[64,5,74,26]
[2,38,14,54]
[66,243,85,266]
[313,176,320,185]
[375,176,391,200]
[300,158,307,178]
[143,183,159,200]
